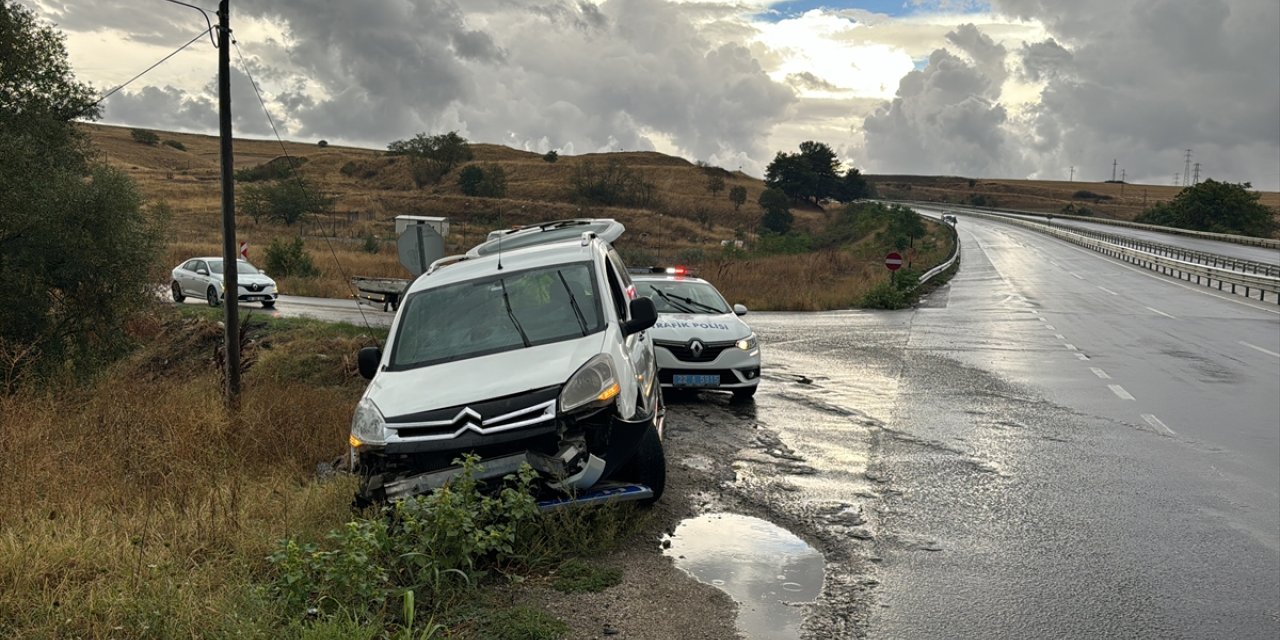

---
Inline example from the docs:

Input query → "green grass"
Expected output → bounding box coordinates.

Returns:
[551,559,623,594]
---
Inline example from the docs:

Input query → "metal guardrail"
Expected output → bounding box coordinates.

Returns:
[956,209,1280,304]
[900,200,1280,250]
[917,217,960,287]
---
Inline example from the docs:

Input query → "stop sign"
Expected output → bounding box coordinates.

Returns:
[885,252,904,271]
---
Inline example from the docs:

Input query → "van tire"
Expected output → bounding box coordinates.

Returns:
[621,423,665,505]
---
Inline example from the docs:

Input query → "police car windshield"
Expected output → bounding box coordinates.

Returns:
[634,280,730,315]
[389,262,604,369]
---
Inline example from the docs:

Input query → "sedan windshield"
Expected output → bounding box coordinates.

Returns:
[206,259,262,275]
[634,280,730,314]
[390,262,603,369]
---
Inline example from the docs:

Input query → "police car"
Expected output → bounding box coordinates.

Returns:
[630,267,760,400]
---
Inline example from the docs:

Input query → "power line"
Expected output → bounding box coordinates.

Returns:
[231,39,381,343]
[90,26,213,109]
[157,0,217,47]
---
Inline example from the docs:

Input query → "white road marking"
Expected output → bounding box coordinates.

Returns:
[1049,261,1061,267]
[1041,233,1280,316]
[1045,324,1056,330]
[1054,334,1066,340]
[1239,341,1280,358]
[1142,414,1176,437]
[1090,367,1111,379]
[1064,343,1078,351]
[1097,286,1119,296]
[1146,306,1178,319]
[1075,353,1090,360]
[1071,273,1085,280]
[1109,384,1135,400]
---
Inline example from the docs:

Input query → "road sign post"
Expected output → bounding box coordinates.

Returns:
[885,251,903,287]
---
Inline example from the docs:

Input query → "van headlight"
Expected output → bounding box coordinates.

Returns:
[350,397,387,447]
[560,354,620,414]
[736,334,758,350]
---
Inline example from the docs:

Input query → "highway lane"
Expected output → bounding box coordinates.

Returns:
[840,214,1280,638]
[947,206,1280,266]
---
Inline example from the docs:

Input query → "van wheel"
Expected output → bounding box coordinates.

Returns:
[620,424,665,505]
[206,286,220,307]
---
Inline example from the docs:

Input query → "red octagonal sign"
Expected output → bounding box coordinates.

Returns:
[885,252,904,271]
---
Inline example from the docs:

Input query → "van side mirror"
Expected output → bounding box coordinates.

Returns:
[358,346,382,380]
[623,297,658,336]
[733,304,748,316]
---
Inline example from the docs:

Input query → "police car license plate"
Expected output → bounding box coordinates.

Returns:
[673,374,719,387]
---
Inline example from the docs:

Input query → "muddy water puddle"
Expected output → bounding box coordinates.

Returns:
[663,513,824,640]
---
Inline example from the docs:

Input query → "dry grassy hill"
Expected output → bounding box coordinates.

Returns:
[868,174,1280,231]
[81,123,953,309]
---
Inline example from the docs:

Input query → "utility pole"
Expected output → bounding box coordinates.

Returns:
[217,0,240,408]
[1183,149,1192,186]
[1069,165,1074,182]
[1193,162,1200,184]
[1120,169,1126,195]
[1111,159,1117,182]
[1174,173,1180,186]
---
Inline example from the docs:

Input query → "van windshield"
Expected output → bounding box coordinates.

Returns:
[389,262,604,369]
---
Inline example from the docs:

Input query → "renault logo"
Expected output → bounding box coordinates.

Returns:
[689,340,704,358]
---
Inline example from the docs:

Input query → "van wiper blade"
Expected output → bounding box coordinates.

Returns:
[498,279,532,347]
[557,271,589,336]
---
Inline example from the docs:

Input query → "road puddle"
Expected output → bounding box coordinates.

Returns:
[662,513,824,640]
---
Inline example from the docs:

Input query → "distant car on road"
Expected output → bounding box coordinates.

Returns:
[630,267,761,400]
[171,257,279,308]
[943,213,958,225]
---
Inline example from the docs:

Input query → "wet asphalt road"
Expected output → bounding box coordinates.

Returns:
[951,206,1280,266]
[228,217,1279,638]
[736,215,1279,638]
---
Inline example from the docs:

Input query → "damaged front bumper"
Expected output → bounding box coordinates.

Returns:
[354,405,661,507]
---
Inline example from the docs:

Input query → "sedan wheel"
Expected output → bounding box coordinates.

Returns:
[206,286,221,307]
[171,281,185,303]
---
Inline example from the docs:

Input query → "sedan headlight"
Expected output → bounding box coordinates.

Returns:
[350,397,387,447]
[560,354,620,414]
[736,333,758,351]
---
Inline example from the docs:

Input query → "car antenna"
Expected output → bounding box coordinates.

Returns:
[497,232,504,271]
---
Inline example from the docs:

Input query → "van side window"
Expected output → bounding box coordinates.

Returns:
[605,262,628,321]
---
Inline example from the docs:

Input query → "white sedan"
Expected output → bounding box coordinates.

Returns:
[171,257,279,308]
[630,268,761,400]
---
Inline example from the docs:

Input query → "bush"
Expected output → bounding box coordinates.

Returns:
[542,150,558,163]
[757,187,792,234]
[387,131,472,187]
[571,159,658,208]
[359,229,380,254]
[238,178,333,225]
[458,163,508,198]
[1135,179,1275,237]
[1072,190,1111,201]
[264,237,319,278]
[266,456,541,621]
[317,139,329,148]
[755,231,811,255]
[728,185,747,211]
[1061,203,1094,216]
[162,139,186,151]
[235,156,307,182]
[130,128,159,145]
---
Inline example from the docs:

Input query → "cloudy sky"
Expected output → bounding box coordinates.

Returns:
[27,0,1280,188]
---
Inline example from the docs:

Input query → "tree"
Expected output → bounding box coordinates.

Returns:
[237,178,332,225]
[757,188,793,234]
[728,185,747,211]
[1,1,162,384]
[887,206,927,248]
[1135,180,1275,238]
[386,131,473,186]
[764,140,844,205]
[542,150,559,163]
[835,167,872,201]
[705,174,725,197]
